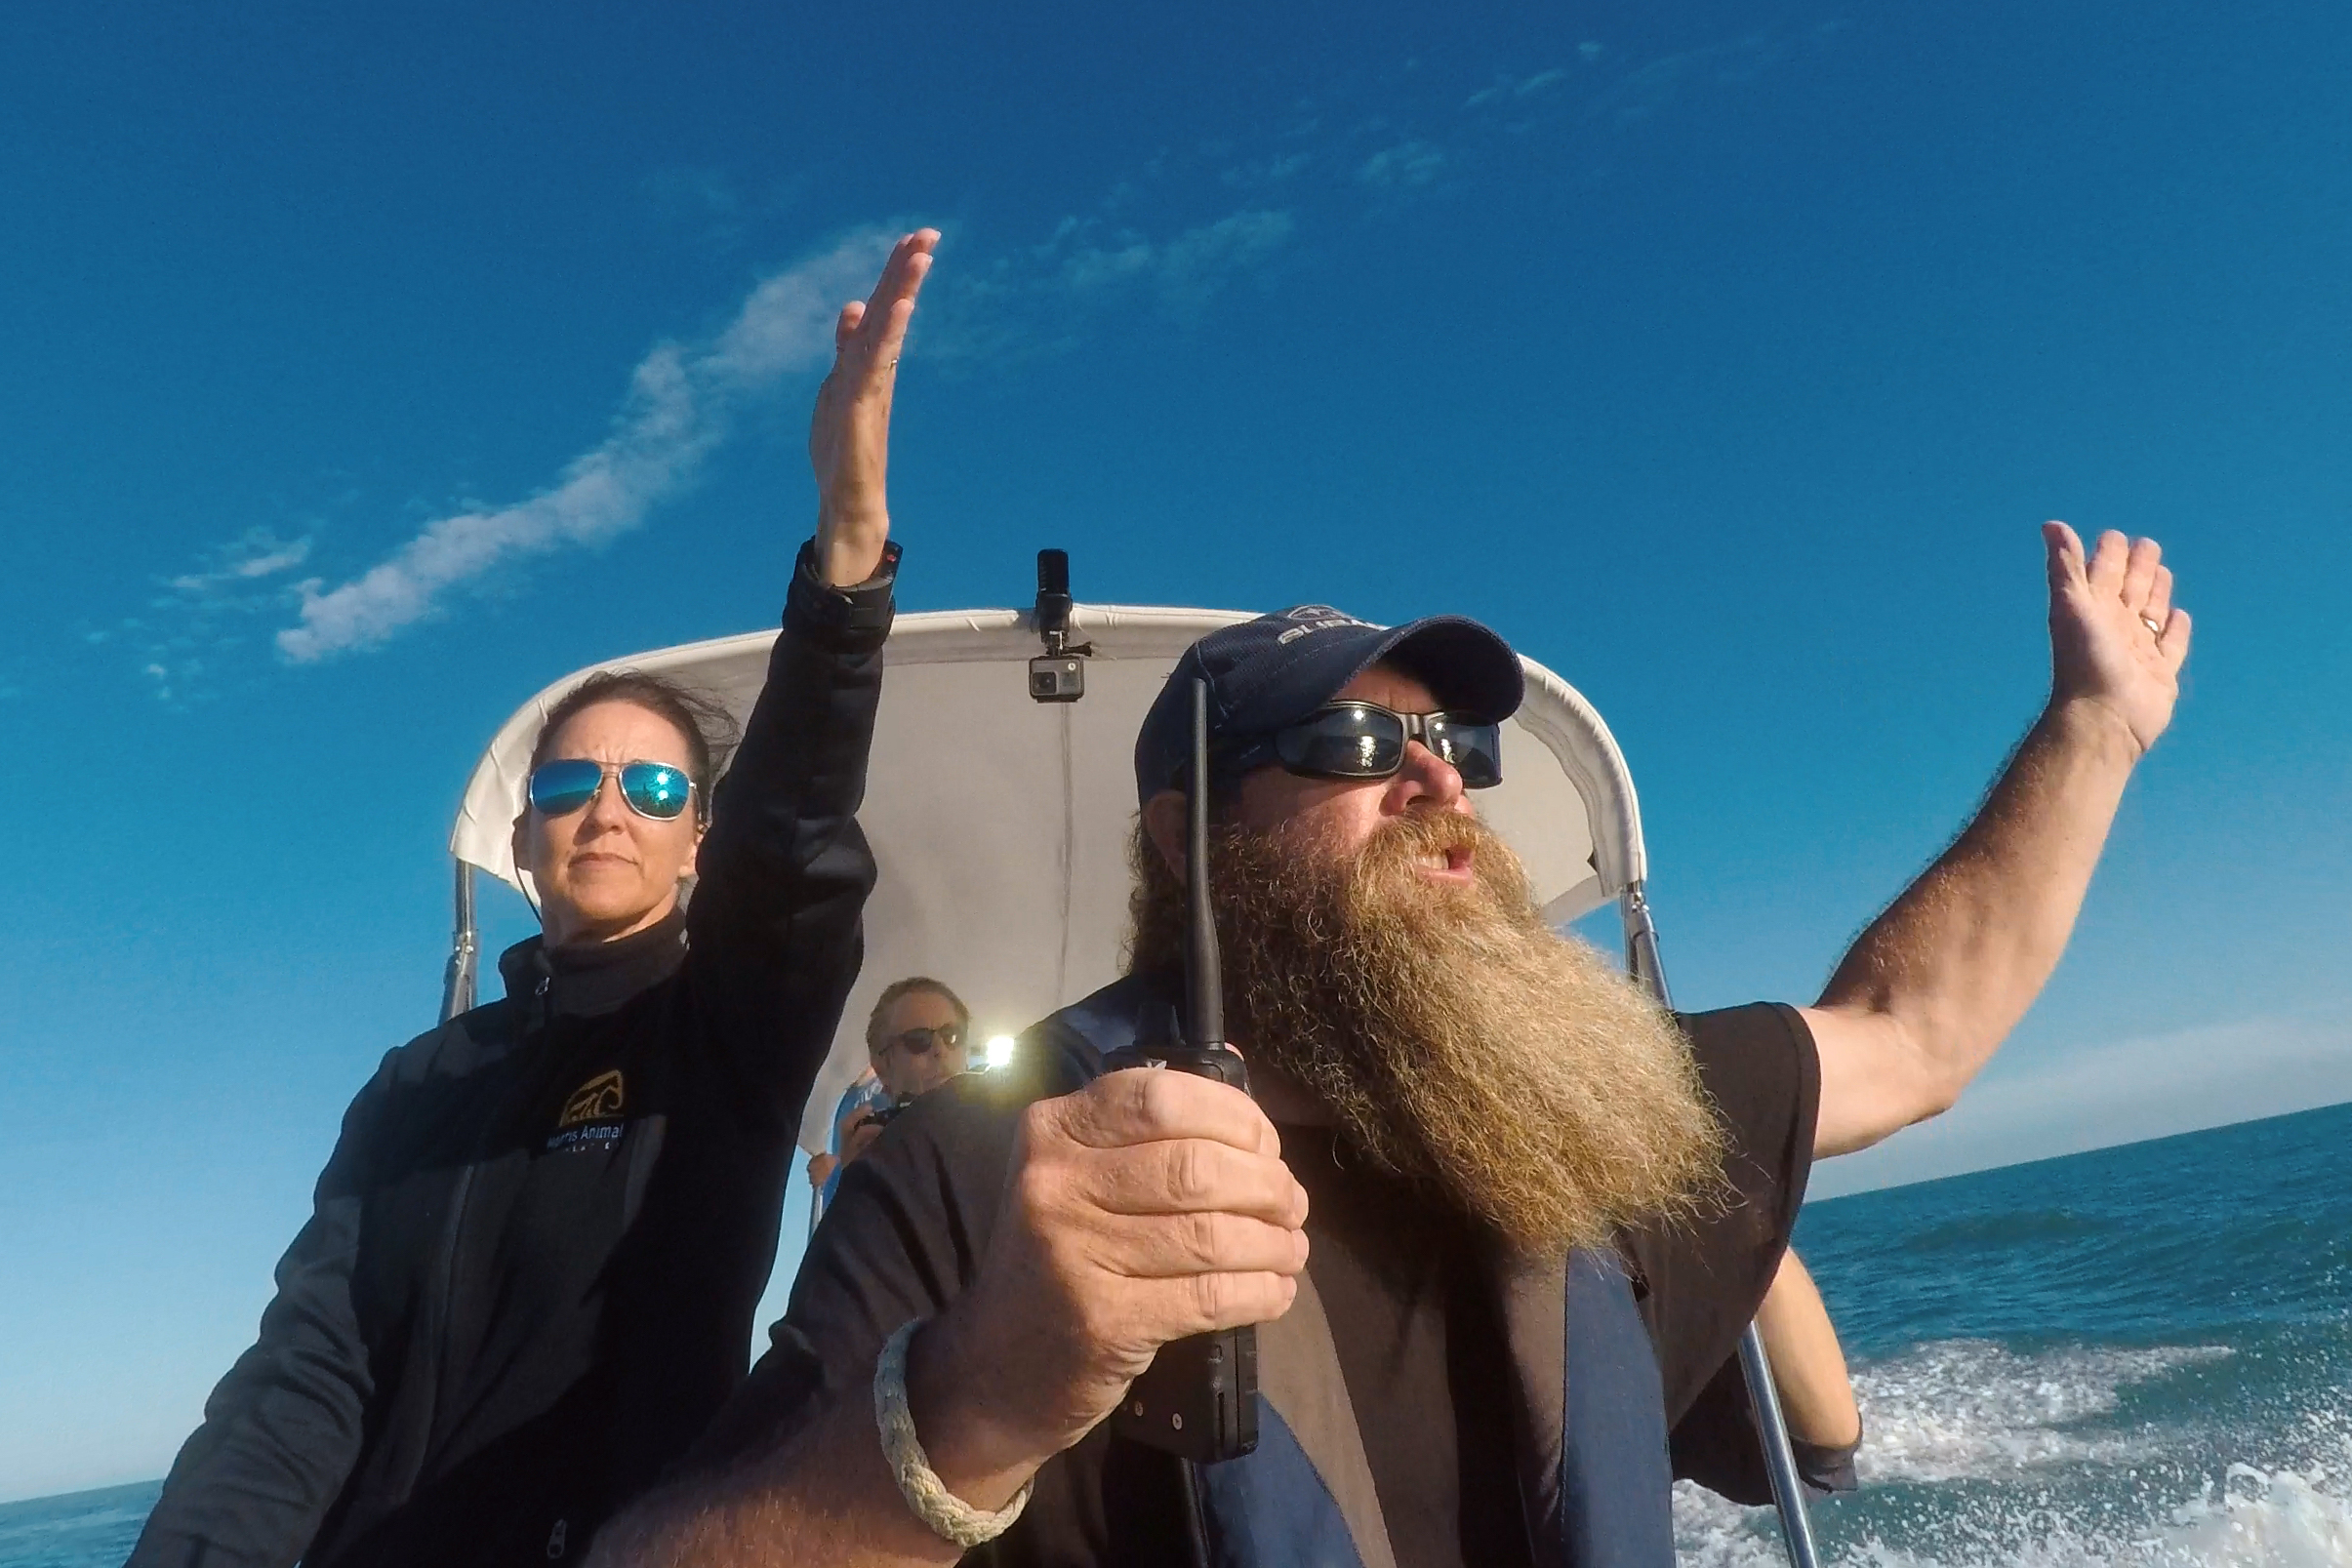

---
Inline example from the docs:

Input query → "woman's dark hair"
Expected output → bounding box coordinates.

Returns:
[528,670,740,819]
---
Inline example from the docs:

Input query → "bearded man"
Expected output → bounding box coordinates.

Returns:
[596,524,2188,1568]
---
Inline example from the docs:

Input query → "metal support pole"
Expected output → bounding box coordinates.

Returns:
[1621,881,1821,1568]
[439,860,479,1023]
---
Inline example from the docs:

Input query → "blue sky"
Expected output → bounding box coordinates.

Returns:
[5,0,2351,1502]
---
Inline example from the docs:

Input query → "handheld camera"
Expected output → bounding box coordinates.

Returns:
[1100,676,1260,1464]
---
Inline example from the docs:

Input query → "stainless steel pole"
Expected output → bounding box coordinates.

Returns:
[1621,880,1821,1568]
[439,860,479,1023]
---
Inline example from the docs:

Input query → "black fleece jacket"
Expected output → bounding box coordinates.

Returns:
[128,546,894,1568]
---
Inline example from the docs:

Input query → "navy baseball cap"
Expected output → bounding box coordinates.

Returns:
[1134,605,1525,802]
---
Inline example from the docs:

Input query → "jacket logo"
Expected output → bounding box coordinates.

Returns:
[558,1070,625,1128]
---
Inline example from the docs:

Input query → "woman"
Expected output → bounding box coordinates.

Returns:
[128,231,940,1568]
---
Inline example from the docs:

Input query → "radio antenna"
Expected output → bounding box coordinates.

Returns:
[1185,677,1223,1049]
[1103,673,1258,1464]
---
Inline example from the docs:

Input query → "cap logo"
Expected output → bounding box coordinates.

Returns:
[1274,606,1379,645]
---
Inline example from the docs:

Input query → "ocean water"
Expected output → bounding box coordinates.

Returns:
[1679,1100,2352,1567]
[7,1103,2346,1567]
[0,1485,158,1568]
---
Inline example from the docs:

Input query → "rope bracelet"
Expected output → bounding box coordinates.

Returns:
[872,1319,1034,1549]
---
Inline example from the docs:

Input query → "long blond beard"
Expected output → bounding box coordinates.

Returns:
[1129,809,1724,1253]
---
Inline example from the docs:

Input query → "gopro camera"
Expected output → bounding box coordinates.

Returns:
[1029,655,1085,702]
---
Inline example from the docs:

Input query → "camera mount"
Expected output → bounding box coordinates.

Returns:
[1028,548,1093,703]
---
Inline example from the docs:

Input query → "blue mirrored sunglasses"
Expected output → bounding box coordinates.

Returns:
[527,759,697,822]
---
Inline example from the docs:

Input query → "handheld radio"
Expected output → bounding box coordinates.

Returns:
[1100,676,1260,1464]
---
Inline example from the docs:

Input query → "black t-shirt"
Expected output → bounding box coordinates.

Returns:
[1276,1124,1533,1568]
[695,999,1820,1564]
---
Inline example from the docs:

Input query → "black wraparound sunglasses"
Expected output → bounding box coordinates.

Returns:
[882,1023,964,1058]
[1218,702,1504,789]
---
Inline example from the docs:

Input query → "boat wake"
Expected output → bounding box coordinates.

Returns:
[1672,1337,2352,1567]
[1851,1342,2236,1482]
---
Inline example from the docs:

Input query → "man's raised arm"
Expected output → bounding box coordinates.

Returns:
[1802,523,2192,1156]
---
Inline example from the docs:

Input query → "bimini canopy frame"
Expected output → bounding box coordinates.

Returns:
[446,603,1645,1142]
[442,600,1819,1568]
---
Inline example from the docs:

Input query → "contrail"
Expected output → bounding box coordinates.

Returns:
[276,226,895,663]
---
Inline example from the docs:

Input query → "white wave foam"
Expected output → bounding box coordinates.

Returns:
[1674,1466,2352,1568]
[2154,1464,2352,1567]
[1670,1341,2352,1567]
[1852,1340,2234,1483]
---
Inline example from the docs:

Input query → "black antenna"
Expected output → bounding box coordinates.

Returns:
[1185,677,1222,1049]
[1102,673,1258,1464]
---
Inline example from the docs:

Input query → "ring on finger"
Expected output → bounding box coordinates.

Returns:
[2139,614,2163,636]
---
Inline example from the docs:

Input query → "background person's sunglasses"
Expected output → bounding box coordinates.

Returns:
[1222,702,1504,789]
[527,759,697,822]
[885,1024,963,1057]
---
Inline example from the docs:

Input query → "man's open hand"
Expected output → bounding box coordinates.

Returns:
[904,1068,1307,1506]
[810,228,938,587]
[2044,522,2192,757]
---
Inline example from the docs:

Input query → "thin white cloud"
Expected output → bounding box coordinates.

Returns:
[1584,31,1788,127]
[141,208,1286,672]
[1464,67,1572,110]
[1810,1011,2352,1198]
[166,536,310,594]
[127,529,318,703]
[149,36,1834,675]
[1052,209,1297,304]
[1220,149,1317,189]
[645,166,742,219]
[275,228,893,663]
[924,207,1299,365]
[1357,139,1445,187]
[642,167,750,250]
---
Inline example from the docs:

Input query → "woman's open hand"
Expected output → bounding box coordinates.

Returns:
[810,229,939,587]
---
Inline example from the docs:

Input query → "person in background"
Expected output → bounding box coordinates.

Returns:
[809,983,974,1218]
[128,230,940,1568]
